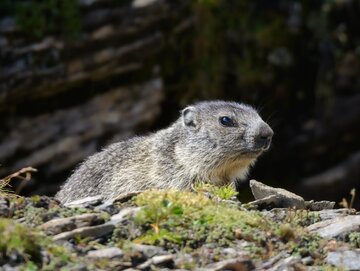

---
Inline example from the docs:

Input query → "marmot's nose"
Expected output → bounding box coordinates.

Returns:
[255,123,273,150]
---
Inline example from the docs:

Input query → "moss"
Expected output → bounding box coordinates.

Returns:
[0,218,42,265]
[23,261,39,271]
[284,209,322,227]
[193,182,238,200]
[111,221,142,246]
[41,244,76,271]
[30,195,42,205]
[348,232,360,248]
[0,218,87,269]
[316,265,345,271]
[13,204,89,227]
[289,234,324,258]
[133,190,267,252]
[130,190,328,262]
[0,190,343,269]
[15,206,47,227]
[276,223,296,242]
[13,0,81,40]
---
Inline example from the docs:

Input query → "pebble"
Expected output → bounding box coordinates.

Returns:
[305,200,335,211]
[307,215,360,238]
[53,223,115,241]
[129,243,166,258]
[206,258,255,271]
[267,255,302,271]
[136,254,174,269]
[94,200,117,213]
[326,250,360,270]
[113,191,142,203]
[110,207,142,225]
[317,208,355,221]
[87,247,124,259]
[249,180,306,209]
[1,264,21,271]
[64,195,103,208]
[0,198,9,217]
[40,213,103,234]
[132,0,160,8]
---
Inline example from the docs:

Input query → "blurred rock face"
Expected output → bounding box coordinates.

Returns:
[0,0,176,194]
[1,0,360,203]
[0,79,163,194]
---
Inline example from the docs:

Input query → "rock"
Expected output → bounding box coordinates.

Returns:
[267,255,303,271]
[110,207,142,225]
[53,223,115,241]
[267,47,293,67]
[307,215,360,238]
[40,218,74,235]
[95,192,142,213]
[0,36,8,47]
[39,213,103,235]
[64,264,88,271]
[132,0,160,8]
[222,248,240,258]
[64,196,103,208]
[87,247,124,259]
[300,151,360,197]
[301,256,314,265]
[317,208,355,221]
[247,195,282,209]
[0,198,9,217]
[152,254,174,265]
[174,253,195,269]
[0,17,16,32]
[326,250,360,270]
[249,183,334,211]
[206,258,255,271]
[249,180,306,209]
[94,199,118,213]
[129,244,166,258]
[1,264,21,271]
[113,191,142,203]
[260,252,290,269]
[136,254,174,269]
[305,200,335,211]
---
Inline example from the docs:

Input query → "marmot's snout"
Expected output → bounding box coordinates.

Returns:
[254,122,273,151]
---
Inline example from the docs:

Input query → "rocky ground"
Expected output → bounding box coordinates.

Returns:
[0,181,360,271]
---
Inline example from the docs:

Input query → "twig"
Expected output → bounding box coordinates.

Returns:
[0,167,37,196]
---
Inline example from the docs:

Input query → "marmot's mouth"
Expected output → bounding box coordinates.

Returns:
[240,150,263,158]
[247,141,271,154]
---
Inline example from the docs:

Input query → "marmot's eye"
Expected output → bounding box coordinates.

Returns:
[219,116,236,127]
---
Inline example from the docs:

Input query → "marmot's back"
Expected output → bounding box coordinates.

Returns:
[56,100,273,203]
[56,137,152,203]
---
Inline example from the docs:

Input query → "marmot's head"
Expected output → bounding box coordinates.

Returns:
[180,101,273,182]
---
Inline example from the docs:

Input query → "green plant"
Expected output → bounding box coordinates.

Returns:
[0,218,42,264]
[284,209,322,227]
[133,190,265,249]
[0,218,88,269]
[193,182,238,200]
[348,232,360,248]
[14,0,81,40]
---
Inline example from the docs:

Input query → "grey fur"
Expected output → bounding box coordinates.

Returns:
[56,100,273,203]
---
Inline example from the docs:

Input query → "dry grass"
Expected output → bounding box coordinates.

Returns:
[339,188,356,209]
[0,167,37,197]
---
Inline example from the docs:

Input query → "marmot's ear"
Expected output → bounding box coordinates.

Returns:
[182,106,198,129]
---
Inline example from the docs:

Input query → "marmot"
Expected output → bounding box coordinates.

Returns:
[56,100,273,203]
